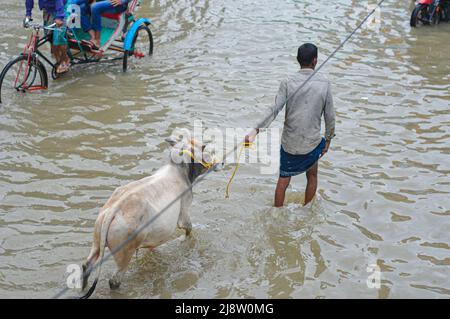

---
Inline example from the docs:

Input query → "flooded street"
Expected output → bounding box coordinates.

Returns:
[0,0,449,298]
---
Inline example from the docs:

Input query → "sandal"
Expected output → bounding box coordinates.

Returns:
[56,62,70,75]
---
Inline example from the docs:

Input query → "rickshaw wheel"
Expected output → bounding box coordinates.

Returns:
[0,54,48,105]
[123,25,153,72]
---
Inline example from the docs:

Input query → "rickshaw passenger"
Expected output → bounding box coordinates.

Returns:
[25,0,71,74]
[68,0,96,46]
[90,0,130,48]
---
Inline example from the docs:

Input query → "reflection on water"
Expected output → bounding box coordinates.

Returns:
[0,0,449,298]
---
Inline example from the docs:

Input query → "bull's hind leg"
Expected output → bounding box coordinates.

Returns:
[109,247,135,290]
[107,225,139,290]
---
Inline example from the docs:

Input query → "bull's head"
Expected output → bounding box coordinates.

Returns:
[165,134,223,182]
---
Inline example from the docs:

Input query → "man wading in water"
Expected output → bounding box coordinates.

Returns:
[246,43,336,207]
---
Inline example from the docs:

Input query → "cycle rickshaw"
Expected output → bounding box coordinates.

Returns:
[0,0,154,104]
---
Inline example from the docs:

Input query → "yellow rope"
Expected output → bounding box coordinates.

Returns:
[225,142,254,198]
[180,149,213,169]
[180,142,254,198]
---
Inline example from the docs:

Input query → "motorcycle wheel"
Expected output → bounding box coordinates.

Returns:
[410,4,427,27]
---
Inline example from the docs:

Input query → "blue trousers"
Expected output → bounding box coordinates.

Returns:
[91,0,128,31]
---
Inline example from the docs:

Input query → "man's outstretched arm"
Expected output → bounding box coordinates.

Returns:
[246,79,288,142]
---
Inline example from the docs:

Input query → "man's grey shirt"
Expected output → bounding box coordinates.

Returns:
[260,68,336,155]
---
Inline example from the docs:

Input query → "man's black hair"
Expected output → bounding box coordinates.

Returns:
[297,43,318,67]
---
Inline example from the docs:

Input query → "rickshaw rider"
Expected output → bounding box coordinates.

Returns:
[25,0,71,74]
[90,0,130,48]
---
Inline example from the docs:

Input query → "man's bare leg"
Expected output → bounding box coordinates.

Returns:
[54,45,70,74]
[51,44,60,64]
[274,176,291,207]
[305,163,318,206]
[93,31,101,48]
[87,30,96,42]
[60,45,70,65]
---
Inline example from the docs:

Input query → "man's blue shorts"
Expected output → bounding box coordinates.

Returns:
[279,138,325,178]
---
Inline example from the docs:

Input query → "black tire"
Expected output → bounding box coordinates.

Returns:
[52,63,61,80]
[410,4,426,27]
[0,54,48,105]
[123,52,128,73]
[442,5,449,21]
[123,24,153,72]
[444,5,450,21]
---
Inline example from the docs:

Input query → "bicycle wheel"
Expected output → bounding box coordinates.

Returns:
[410,4,427,27]
[123,25,153,72]
[0,54,48,105]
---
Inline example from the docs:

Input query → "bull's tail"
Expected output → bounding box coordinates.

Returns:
[79,207,118,299]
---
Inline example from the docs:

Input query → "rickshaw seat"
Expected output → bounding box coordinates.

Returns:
[101,12,123,20]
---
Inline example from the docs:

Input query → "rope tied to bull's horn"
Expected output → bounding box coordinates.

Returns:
[180,149,215,169]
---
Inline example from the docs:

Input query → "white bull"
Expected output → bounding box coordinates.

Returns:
[80,137,219,297]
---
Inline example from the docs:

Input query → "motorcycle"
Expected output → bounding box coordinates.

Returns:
[410,0,450,27]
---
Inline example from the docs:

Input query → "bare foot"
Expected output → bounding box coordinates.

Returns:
[92,39,101,48]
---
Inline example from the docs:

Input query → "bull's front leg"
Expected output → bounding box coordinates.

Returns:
[181,217,192,237]
[178,193,193,236]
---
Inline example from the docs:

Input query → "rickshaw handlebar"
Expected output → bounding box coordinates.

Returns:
[23,18,56,31]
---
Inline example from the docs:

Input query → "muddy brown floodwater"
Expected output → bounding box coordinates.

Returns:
[0,0,449,298]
